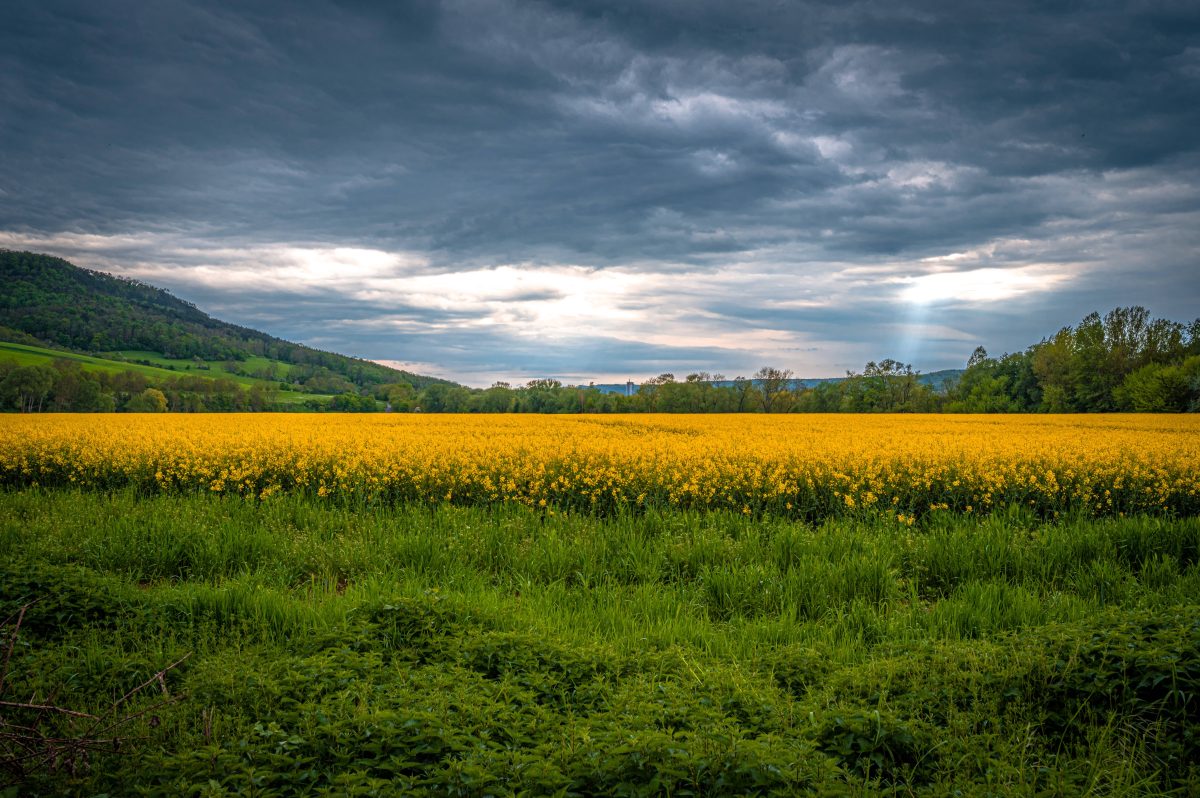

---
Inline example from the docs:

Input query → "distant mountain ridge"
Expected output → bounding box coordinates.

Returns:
[0,250,453,390]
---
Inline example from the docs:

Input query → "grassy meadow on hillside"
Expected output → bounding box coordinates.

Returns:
[2,414,1198,795]
[0,341,332,407]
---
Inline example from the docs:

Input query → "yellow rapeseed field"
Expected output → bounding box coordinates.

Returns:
[1,414,1197,519]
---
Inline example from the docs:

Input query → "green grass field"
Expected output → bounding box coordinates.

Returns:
[2,489,1196,796]
[0,341,194,380]
[0,341,330,406]
[110,350,298,385]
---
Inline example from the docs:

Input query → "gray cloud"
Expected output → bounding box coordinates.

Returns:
[1,0,1198,383]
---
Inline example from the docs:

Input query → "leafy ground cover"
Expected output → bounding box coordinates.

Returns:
[2,489,1197,796]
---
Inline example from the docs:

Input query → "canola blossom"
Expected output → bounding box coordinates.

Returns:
[1,414,1197,520]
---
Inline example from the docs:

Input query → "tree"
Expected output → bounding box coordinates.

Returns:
[1023,307,1193,412]
[993,351,1041,411]
[862,359,918,411]
[125,388,168,413]
[518,380,563,413]
[1070,311,1125,411]
[793,381,840,412]
[947,350,1020,413]
[0,365,56,412]
[1114,356,1200,412]
[246,384,277,412]
[474,384,514,413]
[419,383,471,412]
[731,376,758,412]
[1031,328,1074,412]
[754,367,794,413]
[46,362,106,412]
[329,392,377,412]
[384,382,418,412]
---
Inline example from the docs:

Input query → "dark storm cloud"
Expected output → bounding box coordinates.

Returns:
[1,0,1198,382]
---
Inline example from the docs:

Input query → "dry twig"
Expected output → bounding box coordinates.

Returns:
[0,603,189,788]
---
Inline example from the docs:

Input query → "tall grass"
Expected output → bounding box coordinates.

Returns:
[2,489,1198,795]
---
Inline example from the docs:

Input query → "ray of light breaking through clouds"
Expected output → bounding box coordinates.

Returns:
[2,0,1198,385]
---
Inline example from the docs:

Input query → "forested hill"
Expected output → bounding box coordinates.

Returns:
[0,250,450,390]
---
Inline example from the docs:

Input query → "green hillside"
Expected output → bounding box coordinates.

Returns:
[0,250,451,393]
[0,341,191,379]
[0,341,327,405]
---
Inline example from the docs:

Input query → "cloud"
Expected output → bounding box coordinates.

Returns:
[1,0,1197,383]
[899,266,1071,304]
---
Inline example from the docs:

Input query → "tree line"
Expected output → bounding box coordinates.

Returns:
[3,306,1197,413]
[0,361,280,413]
[382,362,947,414]
[395,307,1199,415]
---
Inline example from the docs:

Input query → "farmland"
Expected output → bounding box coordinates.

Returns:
[2,414,1198,795]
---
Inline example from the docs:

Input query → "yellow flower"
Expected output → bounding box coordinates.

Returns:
[0,413,1194,520]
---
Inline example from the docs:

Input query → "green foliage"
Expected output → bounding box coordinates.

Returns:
[126,387,169,412]
[1037,610,1200,769]
[1035,308,1198,412]
[327,392,379,412]
[944,348,1023,412]
[830,359,941,412]
[1115,356,1200,412]
[945,307,1200,413]
[0,363,55,412]
[0,559,138,640]
[815,711,931,784]
[2,490,1199,794]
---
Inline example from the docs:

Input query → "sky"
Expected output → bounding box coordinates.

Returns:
[1,0,1198,387]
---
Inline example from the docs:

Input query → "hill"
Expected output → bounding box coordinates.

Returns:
[0,250,452,394]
